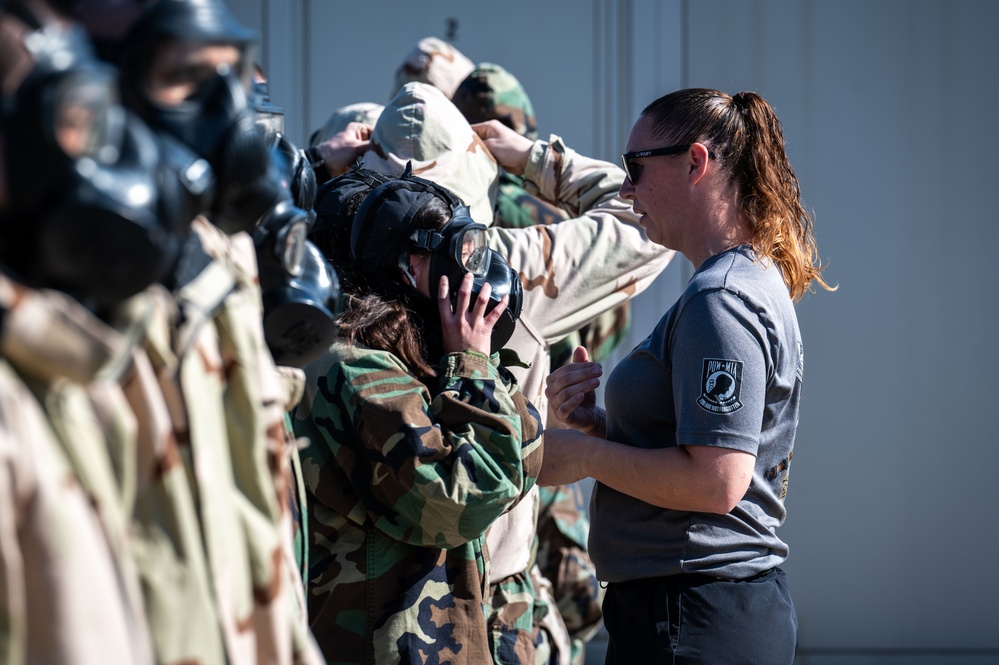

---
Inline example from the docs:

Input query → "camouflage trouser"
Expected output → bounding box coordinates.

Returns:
[487,570,548,665]
[535,485,604,654]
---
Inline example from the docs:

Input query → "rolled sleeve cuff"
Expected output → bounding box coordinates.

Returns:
[440,350,497,380]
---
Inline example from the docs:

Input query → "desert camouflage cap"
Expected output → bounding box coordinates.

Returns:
[392,36,475,100]
[362,82,498,226]
[453,63,537,141]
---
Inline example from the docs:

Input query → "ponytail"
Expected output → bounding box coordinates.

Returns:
[731,91,833,300]
[643,88,835,300]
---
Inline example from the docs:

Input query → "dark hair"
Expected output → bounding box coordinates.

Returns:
[335,195,451,383]
[642,88,833,300]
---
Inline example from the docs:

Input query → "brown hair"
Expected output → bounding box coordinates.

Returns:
[642,88,834,300]
[335,195,451,383]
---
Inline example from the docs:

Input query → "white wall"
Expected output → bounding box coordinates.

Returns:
[234,0,999,661]
[684,0,999,661]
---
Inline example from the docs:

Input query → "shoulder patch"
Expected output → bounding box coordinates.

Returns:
[697,358,743,414]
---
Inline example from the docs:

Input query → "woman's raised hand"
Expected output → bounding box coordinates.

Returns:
[471,120,532,176]
[545,346,606,436]
[438,272,508,356]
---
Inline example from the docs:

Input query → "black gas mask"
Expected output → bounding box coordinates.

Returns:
[351,170,522,353]
[118,0,284,235]
[0,18,199,309]
[271,131,316,213]
[254,199,339,367]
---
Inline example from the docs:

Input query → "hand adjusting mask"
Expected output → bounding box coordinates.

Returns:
[351,167,523,353]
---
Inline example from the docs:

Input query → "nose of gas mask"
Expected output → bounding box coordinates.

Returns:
[0,24,194,308]
[255,199,339,367]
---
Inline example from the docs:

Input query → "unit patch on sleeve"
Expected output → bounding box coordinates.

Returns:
[698,358,743,414]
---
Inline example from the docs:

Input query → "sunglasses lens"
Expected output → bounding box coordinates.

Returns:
[627,159,641,184]
[620,155,637,183]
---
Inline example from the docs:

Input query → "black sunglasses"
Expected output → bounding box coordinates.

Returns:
[620,144,716,184]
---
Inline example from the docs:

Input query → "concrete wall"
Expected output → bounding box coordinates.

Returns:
[232,0,999,661]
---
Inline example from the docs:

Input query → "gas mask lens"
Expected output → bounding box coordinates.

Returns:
[255,111,284,139]
[279,218,308,277]
[53,70,124,162]
[458,227,488,276]
[146,42,252,107]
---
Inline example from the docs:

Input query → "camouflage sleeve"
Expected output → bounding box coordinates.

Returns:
[494,172,568,230]
[0,361,156,665]
[494,356,543,504]
[536,485,604,640]
[522,135,628,219]
[302,347,540,549]
[487,135,675,346]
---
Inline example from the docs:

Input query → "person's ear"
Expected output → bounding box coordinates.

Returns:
[688,142,712,185]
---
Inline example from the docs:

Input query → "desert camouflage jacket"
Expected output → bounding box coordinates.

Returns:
[0,276,155,665]
[293,342,542,665]
[162,220,324,665]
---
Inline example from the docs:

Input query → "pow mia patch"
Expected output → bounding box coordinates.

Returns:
[698,358,744,414]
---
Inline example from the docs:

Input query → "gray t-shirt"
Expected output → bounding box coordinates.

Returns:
[589,245,803,582]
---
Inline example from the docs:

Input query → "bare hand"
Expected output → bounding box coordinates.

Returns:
[545,346,605,435]
[537,428,592,486]
[438,272,509,356]
[315,121,373,175]
[471,120,533,175]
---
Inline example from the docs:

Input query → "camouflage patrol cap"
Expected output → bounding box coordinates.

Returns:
[391,36,475,100]
[452,63,537,141]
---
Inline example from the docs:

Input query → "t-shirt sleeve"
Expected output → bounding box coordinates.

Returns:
[670,288,769,455]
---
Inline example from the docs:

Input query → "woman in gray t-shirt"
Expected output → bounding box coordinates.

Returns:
[540,88,834,664]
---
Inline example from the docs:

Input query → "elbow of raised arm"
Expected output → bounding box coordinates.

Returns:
[429,487,521,548]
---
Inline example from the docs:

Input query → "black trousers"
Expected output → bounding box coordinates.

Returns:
[602,567,797,665]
